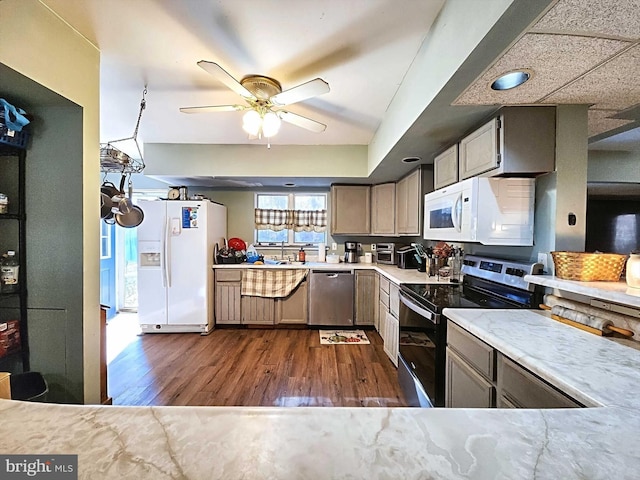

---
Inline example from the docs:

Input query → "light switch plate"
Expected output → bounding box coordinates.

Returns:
[331,242,338,251]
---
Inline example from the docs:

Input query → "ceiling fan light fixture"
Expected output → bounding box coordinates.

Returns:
[262,111,281,138]
[242,109,262,136]
[490,70,531,91]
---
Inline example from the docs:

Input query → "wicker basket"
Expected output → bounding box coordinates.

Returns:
[550,251,627,282]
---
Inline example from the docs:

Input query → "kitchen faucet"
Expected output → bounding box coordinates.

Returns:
[281,240,285,259]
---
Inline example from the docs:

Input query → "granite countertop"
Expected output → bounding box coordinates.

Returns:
[2,310,640,478]
[213,262,451,285]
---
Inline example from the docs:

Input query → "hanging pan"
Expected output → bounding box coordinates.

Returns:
[115,205,144,228]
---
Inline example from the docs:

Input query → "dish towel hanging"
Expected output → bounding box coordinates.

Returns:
[241,269,308,298]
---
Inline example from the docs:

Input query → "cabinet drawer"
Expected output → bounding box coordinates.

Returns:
[379,276,390,294]
[447,322,495,381]
[498,354,582,409]
[379,289,389,308]
[216,270,242,282]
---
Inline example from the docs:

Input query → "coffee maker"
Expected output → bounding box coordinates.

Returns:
[344,241,358,263]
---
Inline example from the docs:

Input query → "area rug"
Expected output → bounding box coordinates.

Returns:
[399,331,435,348]
[319,330,370,345]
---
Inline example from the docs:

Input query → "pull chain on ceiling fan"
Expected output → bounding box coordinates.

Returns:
[180,61,330,145]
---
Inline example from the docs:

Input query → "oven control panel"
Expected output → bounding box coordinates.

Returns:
[462,254,543,290]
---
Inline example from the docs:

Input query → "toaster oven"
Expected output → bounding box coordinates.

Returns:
[375,243,398,265]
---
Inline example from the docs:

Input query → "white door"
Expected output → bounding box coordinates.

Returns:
[137,200,168,325]
[166,201,209,325]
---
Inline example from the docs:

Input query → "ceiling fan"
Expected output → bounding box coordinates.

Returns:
[180,61,330,139]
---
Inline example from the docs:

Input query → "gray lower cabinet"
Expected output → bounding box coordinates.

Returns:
[242,296,275,325]
[355,270,378,326]
[446,321,583,409]
[446,322,496,408]
[275,280,308,325]
[497,354,582,409]
[446,347,495,408]
[214,270,242,325]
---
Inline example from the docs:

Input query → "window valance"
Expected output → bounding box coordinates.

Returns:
[254,208,327,232]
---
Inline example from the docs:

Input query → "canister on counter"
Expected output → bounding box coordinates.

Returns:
[0,194,7,214]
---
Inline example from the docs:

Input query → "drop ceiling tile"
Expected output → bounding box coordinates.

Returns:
[532,0,640,41]
[587,109,634,137]
[454,33,629,105]
[544,45,640,110]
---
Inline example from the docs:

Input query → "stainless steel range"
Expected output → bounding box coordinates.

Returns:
[398,254,544,407]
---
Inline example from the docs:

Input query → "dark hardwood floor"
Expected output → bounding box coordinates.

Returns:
[108,325,408,407]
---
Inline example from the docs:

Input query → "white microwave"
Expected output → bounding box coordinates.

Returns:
[423,177,535,245]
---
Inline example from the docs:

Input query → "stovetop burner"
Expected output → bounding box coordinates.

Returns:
[400,283,469,313]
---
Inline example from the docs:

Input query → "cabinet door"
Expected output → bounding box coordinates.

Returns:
[371,183,396,235]
[383,311,399,367]
[389,282,400,319]
[376,299,385,332]
[242,296,275,325]
[434,144,459,190]
[355,271,378,326]
[446,347,495,408]
[396,169,421,235]
[275,280,307,325]
[215,282,241,324]
[395,176,408,234]
[459,118,499,179]
[330,185,371,235]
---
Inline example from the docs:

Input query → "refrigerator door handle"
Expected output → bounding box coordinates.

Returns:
[163,215,171,288]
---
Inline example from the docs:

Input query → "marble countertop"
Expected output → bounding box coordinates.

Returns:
[525,274,640,309]
[214,262,451,285]
[1,399,639,479]
[3,310,640,477]
[442,308,640,408]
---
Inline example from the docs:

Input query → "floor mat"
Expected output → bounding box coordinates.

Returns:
[399,331,435,347]
[319,330,370,345]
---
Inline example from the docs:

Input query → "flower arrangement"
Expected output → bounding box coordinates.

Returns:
[433,241,453,259]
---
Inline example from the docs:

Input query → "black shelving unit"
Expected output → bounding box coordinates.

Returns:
[0,144,28,373]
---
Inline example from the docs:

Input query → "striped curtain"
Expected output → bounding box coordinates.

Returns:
[254,208,327,232]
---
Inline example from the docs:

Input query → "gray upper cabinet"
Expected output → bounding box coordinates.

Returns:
[330,185,371,235]
[371,183,396,236]
[459,106,556,180]
[433,144,459,190]
[395,168,422,236]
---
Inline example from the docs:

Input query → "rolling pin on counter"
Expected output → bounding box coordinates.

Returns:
[541,295,635,337]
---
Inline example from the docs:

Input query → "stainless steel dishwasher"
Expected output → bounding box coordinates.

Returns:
[308,270,354,326]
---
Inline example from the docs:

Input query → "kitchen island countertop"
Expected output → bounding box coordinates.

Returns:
[2,309,640,478]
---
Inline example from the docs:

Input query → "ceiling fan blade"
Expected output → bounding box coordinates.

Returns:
[278,111,327,133]
[180,105,246,114]
[270,78,330,106]
[197,60,257,100]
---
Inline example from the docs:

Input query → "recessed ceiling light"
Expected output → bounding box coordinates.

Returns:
[402,156,421,163]
[284,182,296,187]
[490,70,531,91]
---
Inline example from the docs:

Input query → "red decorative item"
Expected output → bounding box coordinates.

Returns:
[227,237,247,251]
[0,320,21,358]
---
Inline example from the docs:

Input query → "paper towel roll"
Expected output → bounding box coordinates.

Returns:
[318,243,326,262]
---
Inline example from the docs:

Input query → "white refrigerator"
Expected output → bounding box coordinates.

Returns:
[137,199,227,334]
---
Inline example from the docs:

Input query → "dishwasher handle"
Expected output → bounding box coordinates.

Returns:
[311,270,354,275]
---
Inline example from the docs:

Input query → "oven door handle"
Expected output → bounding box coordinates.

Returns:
[399,291,440,324]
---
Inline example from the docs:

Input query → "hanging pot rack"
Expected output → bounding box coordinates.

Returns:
[100,87,147,174]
